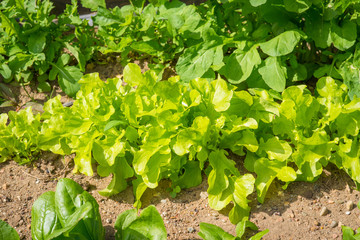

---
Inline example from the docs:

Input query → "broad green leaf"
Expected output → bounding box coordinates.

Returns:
[293,147,324,182]
[231,174,255,223]
[0,63,12,80]
[131,40,162,57]
[259,30,302,56]
[115,206,167,240]
[114,209,137,234]
[208,150,239,195]
[277,166,297,182]
[80,0,106,11]
[335,139,360,185]
[227,91,253,117]
[0,219,20,240]
[305,14,331,48]
[173,161,202,189]
[98,157,134,197]
[339,63,360,100]
[331,20,357,51]
[133,136,170,175]
[258,57,287,92]
[54,179,84,226]
[50,64,82,97]
[249,229,270,240]
[260,137,292,161]
[54,179,104,239]
[210,79,233,112]
[220,130,259,154]
[223,47,261,84]
[173,116,210,156]
[284,0,312,13]
[254,158,287,203]
[45,202,93,239]
[198,223,235,240]
[208,184,233,211]
[142,152,171,188]
[342,225,360,240]
[249,0,267,7]
[248,89,280,123]
[316,77,344,120]
[28,32,47,54]
[31,192,62,240]
[280,85,320,127]
[123,63,144,87]
[176,45,223,83]
[73,147,94,176]
[92,132,125,166]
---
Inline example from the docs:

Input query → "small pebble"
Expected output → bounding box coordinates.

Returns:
[273,212,281,216]
[330,220,338,228]
[346,201,355,211]
[310,226,318,231]
[106,218,112,224]
[320,206,329,216]
[35,179,40,184]
[187,227,195,233]
[161,199,167,204]
[345,211,351,215]
[314,220,320,226]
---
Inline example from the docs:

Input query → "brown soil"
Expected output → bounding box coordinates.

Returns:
[1,152,360,239]
[1,49,360,240]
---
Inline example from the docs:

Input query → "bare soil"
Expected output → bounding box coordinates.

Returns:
[1,60,360,240]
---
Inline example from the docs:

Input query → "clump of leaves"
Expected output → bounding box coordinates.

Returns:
[31,178,105,240]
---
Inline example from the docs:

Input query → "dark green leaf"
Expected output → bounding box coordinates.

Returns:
[0,219,20,240]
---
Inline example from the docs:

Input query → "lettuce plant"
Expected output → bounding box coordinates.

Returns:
[31,178,104,240]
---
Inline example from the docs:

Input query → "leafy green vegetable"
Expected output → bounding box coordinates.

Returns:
[31,178,104,240]
[0,219,20,240]
[114,205,167,240]
[2,63,360,226]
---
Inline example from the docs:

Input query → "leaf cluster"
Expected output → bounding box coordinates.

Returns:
[91,0,360,96]
[1,65,360,225]
[0,0,97,96]
[2,0,360,97]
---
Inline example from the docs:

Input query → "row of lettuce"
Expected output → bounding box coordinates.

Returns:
[1,0,360,98]
[0,178,268,240]
[1,64,360,226]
